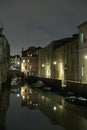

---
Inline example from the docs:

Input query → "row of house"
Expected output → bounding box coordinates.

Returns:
[10,21,87,86]
[10,47,41,76]
[38,34,79,85]
[38,21,87,85]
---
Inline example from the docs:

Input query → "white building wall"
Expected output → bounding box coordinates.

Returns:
[78,22,87,83]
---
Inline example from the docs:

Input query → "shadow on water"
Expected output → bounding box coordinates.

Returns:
[1,82,87,130]
[0,85,10,130]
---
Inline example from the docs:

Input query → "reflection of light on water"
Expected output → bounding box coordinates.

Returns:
[27,96,29,99]
[53,106,57,111]
[59,104,63,110]
[30,101,32,104]
[30,89,32,94]
[23,96,25,99]
[53,101,64,112]
[42,96,44,99]
[36,104,38,106]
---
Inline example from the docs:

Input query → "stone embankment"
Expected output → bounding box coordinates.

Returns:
[27,76,87,98]
[27,76,62,91]
[65,81,87,98]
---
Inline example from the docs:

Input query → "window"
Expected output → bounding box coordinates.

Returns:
[27,60,29,62]
[25,65,27,69]
[23,59,25,62]
[30,65,32,70]
[82,65,84,77]
[80,33,84,43]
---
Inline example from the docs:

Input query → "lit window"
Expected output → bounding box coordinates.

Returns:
[23,59,25,62]
[27,60,29,62]
[82,65,84,77]
[80,33,84,43]
[30,65,32,69]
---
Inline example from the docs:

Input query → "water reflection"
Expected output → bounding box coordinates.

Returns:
[0,87,10,130]
[1,83,87,130]
[20,84,87,130]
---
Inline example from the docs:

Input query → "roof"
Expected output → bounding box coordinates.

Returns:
[10,55,20,58]
[77,21,87,28]
[52,34,78,50]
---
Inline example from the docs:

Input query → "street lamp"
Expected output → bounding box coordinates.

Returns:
[42,64,45,67]
[53,61,57,65]
[85,55,87,59]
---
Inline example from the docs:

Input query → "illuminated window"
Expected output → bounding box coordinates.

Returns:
[30,65,32,69]
[27,60,29,62]
[80,33,84,43]
[82,65,84,77]
[23,59,25,62]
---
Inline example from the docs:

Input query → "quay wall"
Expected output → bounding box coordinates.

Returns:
[27,76,87,97]
[66,81,87,98]
[27,76,62,91]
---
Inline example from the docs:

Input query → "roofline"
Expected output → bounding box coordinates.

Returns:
[77,21,87,28]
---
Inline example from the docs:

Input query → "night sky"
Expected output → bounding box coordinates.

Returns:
[0,0,87,55]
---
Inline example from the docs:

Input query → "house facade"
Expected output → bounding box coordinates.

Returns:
[78,21,87,83]
[38,35,79,86]
[21,46,41,76]
[53,35,79,85]
[10,55,21,71]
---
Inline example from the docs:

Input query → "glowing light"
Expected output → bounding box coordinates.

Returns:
[42,64,45,67]
[27,59,29,62]
[17,62,20,65]
[53,106,57,111]
[42,96,44,99]
[27,96,29,99]
[23,59,25,62]
[46,64,50,78]
[30,101,32,104]
[85,55,87,59]
[53,61,57,65]
[21,88,24,93]
[17,93,20,97]
[22,96,25,99]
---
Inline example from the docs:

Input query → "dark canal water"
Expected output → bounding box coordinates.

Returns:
[0,83,87,130]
